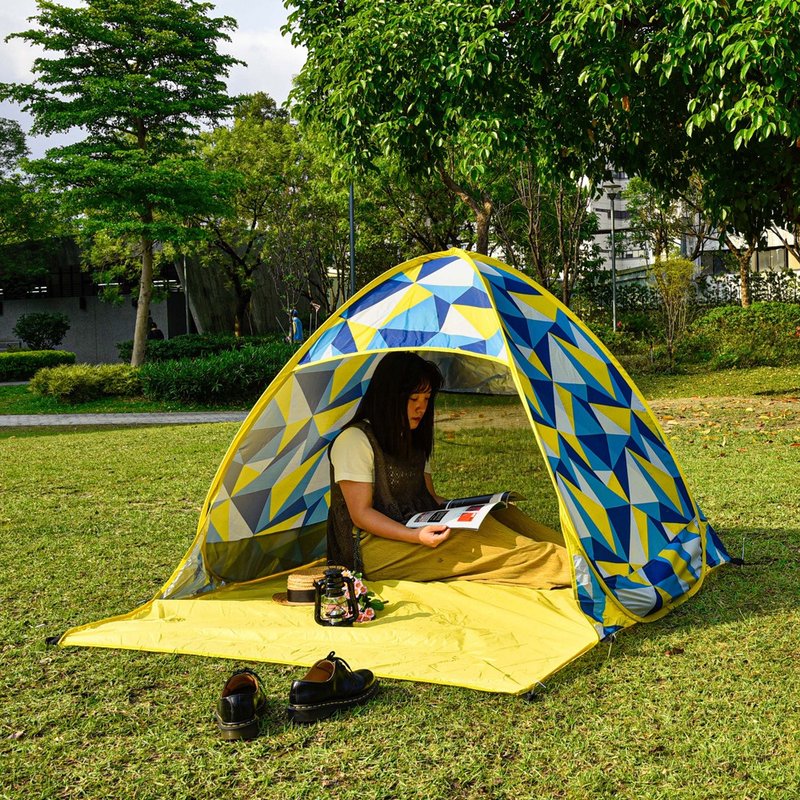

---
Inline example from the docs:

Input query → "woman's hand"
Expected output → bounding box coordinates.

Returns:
[417,524,451,547]
[340,480,452,547]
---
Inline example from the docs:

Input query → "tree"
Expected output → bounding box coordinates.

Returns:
[623,175,716,263]
[191,94,299,335]
[0,118,28,177]
[493,161,599,306]
[649,257,696,369]
[285,1,552,254]
[2,0,241,365]
[550,0,800,304]
[0,117,65,296]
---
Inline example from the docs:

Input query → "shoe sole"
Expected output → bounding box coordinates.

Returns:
[287,680,379,724]
[215,716,261,741]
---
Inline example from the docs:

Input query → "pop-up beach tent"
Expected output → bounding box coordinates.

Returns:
[62,249,729,694]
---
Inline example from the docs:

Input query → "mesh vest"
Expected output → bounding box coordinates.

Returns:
[327,421,437,574]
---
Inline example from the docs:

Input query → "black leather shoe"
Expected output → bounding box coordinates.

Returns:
[288,651,378,723]
[214,668,267,740]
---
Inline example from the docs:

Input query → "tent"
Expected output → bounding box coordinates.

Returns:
[61,249,729,694]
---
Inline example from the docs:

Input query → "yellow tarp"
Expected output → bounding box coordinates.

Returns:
[61,579,600,695]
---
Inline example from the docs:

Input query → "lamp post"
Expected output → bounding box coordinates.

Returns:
[183,254,189,335]
[604,183,621,330]
[349,183,356,299]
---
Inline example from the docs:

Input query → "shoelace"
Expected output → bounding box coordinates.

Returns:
[325,651,352,672]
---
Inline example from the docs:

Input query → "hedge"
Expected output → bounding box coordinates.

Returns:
[687,302,800,369]
[29,364,142,403]
[0,350,76,381]
[116,333,291,363]
[138,344,294,405]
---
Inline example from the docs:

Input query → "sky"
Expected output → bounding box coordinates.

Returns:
[0,0,306,157]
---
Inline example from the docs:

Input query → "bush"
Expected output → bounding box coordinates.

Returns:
[12,312,71,350]
[29,363,142,403]
[689,302,800,369]
[0,350,76,381]
[585,322,672,375]
[116,333,292,363]
[139,344,293,405]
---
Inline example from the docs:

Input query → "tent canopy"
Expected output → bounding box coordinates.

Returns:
[61,250,728,692]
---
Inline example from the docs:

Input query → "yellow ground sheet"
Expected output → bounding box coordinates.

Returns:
[60,579,600,695]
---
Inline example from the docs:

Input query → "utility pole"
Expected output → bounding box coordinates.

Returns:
[349,183,356,299]
[604,183,621,330]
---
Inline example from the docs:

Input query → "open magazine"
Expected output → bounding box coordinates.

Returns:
[405,491,524,531]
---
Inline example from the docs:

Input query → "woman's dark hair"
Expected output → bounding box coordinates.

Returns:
[351,351,443,460]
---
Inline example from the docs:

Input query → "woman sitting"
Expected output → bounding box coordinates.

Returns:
[327,351,571,590]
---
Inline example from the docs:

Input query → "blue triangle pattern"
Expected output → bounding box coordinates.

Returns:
[416,255,459,281]
[434,295,451,327]
[454,285,493,308]
[331,324,358,355]
[342,275,410,317]
[381,327,439,348]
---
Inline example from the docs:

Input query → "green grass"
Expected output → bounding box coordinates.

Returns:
[1,384,798,800]
[633,364,800,399]
[0,384,246,414]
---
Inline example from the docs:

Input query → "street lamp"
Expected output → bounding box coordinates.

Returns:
[604,183,621,330]
[349,183,356,299]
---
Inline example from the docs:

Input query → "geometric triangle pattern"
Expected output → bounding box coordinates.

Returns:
[300,254,509,363]
[474,257,725,627]
[164,249,728,636]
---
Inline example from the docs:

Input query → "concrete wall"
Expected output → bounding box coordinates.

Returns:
[0,295,171,364]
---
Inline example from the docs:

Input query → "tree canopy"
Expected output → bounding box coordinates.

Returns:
[288,0,800,297]
[2,0,242,363]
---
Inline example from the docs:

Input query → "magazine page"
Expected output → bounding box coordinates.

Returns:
[405,502,498,531]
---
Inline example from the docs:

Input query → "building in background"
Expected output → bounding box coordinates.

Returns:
[588,172,650,283]
[0,238,192,362]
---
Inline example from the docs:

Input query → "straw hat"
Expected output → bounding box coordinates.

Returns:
[272,566,346,606]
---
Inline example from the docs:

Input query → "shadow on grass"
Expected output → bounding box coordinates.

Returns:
[754,386,800,396]
[537,525,800,695]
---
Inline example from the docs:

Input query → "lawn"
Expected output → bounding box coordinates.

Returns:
[1,371,798,799]
[0,384,248,415]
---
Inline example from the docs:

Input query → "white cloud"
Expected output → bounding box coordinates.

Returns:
[0,0,306,155]
[223,29,306,104]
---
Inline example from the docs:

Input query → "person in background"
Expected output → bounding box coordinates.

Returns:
[147,317,165,340]
[326,351,572,589]
[291,309,304,343]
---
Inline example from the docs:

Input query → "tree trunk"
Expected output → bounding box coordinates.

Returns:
[721,230,755,308]
[234,288,252,338]
[131,231,154,367]
[437,166,493,255]
[739,255,752,307]
[475,203,492,256]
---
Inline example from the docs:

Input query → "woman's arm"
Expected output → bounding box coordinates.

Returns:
[339,480,451,548]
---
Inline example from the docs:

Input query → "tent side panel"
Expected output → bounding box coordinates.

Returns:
[475,259,724,625]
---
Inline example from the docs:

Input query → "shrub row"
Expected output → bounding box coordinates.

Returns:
[116,333,291,363]
[686,302,800,369]
[138,345,293,404]
[29,341,297,405]
[30,363,141,402]
[590,302,800,373]
[0,350,76,381]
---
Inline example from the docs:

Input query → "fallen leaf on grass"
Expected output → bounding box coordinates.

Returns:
[7,731,25,740]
